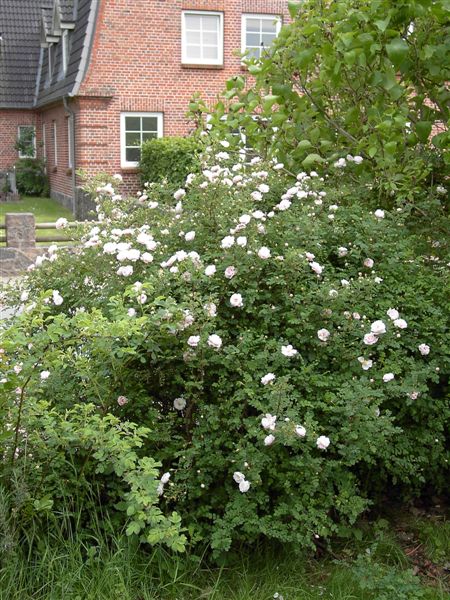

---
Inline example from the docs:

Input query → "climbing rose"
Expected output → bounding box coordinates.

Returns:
[387,308,399,320]
[187,335,200,347]
[363,333,378,345]
[264,434,275,446]
[205,265,216,276]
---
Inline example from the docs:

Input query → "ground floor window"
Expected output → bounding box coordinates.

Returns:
[17,125,36,158]
[120,112,163,168]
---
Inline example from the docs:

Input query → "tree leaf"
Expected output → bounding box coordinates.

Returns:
[386,38,409,68]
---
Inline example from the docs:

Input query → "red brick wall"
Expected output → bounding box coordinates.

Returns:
[0,109,37,170]
[75,0,290,192]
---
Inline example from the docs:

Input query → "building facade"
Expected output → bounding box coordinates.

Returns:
[0,0,289,214]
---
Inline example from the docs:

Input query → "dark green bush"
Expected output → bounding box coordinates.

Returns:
[15,159,49,197]
[139,137,201,188]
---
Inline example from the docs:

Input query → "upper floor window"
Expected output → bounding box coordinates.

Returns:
[17,125,36,158]
[182,11,223,66]
[241,14,281,60]
[120,112,163,168]
[62,30,70,75]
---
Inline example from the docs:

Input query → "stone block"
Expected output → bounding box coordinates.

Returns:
[5,213,35,249]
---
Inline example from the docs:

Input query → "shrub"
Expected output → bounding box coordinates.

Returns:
[2,150,449,556]
[14,158,49,196]
[139,137,201,189]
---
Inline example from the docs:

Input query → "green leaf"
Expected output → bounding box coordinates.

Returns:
[247,64,263,75]
[288,1,301,18]
[302,153,324,168]
[386,38,409,68]
[415,121,432,143]
[297,140,312,151]
[375,17,391,32]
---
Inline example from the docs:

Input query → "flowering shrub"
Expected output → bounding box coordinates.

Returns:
[1,149,448,554]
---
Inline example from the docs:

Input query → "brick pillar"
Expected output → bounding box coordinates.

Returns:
[5,213,36,249]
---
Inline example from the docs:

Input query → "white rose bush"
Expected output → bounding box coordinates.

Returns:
[1,144,448,556]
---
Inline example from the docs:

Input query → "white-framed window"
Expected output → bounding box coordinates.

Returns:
[17,125,36,158]
[42,123,47,160]
[62,30,70,75]
[53,121,58,166]
[241,14,281,60]
[67,118,73,168]
[120,112,163,168]
[182,11,223,66]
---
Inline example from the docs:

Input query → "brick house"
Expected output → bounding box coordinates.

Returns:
[0,0,289,215]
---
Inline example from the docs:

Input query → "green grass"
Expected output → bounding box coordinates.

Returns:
[0,516,448,600]
[0,196,74,245]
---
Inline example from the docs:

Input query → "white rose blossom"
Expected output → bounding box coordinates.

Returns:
[316,436,330,450]
[239,480,251,493]
[40,371,50,380]
[230,293,243,308]
[383,373,395,382]
[387,308,399,320]
[295,425,306,438]
[187,335,200,347]
[258,247,271,260]
[205,265,216,277]
[261,413,277,431]
[394,318,408,329]
[208,334,222,349]
[264,434,275,446]
[358,357,373,370]
[281,345,298,357]
[418,343,430,356]
[173,397,187,411]
[317,328,330,342]
[221,236,235,249]
[370,320,386,335]
[261,373,276,385]
[233,471,245,484]
[363,332,378,345]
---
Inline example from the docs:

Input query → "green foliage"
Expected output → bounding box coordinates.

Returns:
[139,137,202,189]
[203,0,449,201]
[3,151,448,556]
[15,158,49,197]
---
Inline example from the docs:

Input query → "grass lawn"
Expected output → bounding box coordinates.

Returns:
[0,196,74,245]
[1,511,448,599]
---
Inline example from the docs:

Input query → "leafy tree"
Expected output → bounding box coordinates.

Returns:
[199,0,449,201]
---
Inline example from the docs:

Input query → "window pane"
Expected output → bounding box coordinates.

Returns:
[186,30,200,44]
[261,33,277,46]
[186,45,201,59]
[125,116,140,131]
[202,31,218,45]
[246,18,261,33]
[126,147,140,162]
[203,45,218,59]
[261,19,278,33]
[142,117,157,132]
[185,14,201,30]
[246,33,261,47]
[201,15,219,32]
[126,132,140,146]
[247,47,261,59]
[142,131,158,142]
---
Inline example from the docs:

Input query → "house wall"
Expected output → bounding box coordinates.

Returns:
[0,109,37,170]
[39,102,75,211]
[73,0,290,195]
